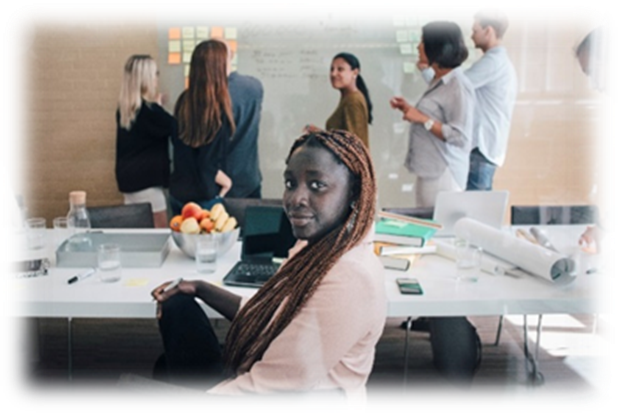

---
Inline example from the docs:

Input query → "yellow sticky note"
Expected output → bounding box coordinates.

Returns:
[124,278,149,287]
[168,27,181,40]
[182,26,195,39]
[168,40,181,53]
[184,64,190,77]
[196,26,209,39]
[224,27,237,39]
[168,52,181,65]
[400,43,413,55]
[183,39,196,52]
[211,26,224,38]
[183,52,192,63]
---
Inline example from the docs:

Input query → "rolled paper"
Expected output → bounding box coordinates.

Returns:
[453,217,576,285]
[434,239,518,276]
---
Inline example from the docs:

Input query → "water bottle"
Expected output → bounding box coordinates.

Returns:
[66,191,92,249]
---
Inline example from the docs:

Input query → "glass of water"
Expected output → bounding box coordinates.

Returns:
[454,238,483,282]
[98,243,122,283]
[196,236,217,274]
[25,217,46,250]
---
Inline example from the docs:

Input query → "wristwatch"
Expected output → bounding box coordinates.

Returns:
[424,118,435,131]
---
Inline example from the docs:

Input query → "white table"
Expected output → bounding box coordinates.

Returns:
[10,226,604,382]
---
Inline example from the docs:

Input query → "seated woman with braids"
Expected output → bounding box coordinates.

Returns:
[151,129,387,399]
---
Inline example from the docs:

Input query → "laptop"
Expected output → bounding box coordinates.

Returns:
[432,190,510,237]
[222,205,296,288]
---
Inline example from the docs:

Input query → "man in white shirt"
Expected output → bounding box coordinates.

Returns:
[420,11,517,191]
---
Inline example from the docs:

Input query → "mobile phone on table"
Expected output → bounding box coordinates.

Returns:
[396,278,423,295]
[4,259,49,279]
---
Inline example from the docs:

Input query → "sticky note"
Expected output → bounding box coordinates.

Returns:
[231,53,238,65]
[211,26,224,38]
[184,64,190,77]
[403,62,416,73]
[408,29,421,44]
[406,14,418,26]
[168,40,181,53]
[183,39,196,52]
[168,27,181,40]
[182,26,195,39]
[396,30,408,43]
[196,26,209,39]
[227,40,237,52]
[224,27,237,39]
[183,52,192,63]
[168,52,181,65]
[123,278,149,287]
[399,43,413,55]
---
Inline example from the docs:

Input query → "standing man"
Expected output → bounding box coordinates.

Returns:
[419,11,517,191]
[225,44,265,199]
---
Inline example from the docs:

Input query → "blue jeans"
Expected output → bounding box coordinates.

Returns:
[466,148,497,191]
[169,195,222,216]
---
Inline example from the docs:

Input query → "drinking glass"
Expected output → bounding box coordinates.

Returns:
[98,243,122,283]
[196,236,217,274]
[53,216,73,248]
[454,238,483,282]
[25,217,46,250]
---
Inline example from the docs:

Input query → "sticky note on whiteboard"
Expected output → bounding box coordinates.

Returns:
[399,43,413,55]
[393,14,406,26]
[403,62,416,73]
[225,27,237,39]
[196,26,209,39]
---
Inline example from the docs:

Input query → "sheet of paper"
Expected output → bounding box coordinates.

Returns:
[168,53,181,65]
[196,26,209,40]
[396,30,408,42]
[399,43,413,55]
[168,27,181,40]
[225,27,237,39]
[168,40,181,53]
[182,27,195,39]
[210,26,223,38]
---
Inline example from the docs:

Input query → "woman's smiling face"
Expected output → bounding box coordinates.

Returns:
[283,145,354,244]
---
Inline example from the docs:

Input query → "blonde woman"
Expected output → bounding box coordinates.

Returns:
[115,55,174,228]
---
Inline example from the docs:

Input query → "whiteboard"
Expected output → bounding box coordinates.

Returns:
[157,17,474,209]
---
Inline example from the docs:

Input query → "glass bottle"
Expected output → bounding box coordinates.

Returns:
[66,190,91,248]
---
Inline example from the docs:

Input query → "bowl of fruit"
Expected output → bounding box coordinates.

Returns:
[170,202,240,259]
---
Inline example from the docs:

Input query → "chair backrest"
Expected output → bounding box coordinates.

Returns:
[87,203,155,229]
[222,198,283,234]
[510,205,598,225]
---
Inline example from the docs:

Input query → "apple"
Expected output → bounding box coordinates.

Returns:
[181,202,203,221]
[179,217,200,234]
[200,218,214,233]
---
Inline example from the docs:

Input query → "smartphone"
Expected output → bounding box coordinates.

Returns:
[396,278,423,295]
[4,259,49,279]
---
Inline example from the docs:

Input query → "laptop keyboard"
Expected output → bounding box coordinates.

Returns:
[227,262,280,286]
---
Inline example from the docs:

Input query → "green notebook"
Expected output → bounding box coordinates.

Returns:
[375,218,437,247]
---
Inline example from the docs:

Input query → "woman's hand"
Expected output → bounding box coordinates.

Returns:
[216,170,232,198]
[151,279,198,319]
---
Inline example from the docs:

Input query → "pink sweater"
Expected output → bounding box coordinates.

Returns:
[207,232,387,399]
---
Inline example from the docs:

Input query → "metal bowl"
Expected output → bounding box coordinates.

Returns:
[171,228,240,259]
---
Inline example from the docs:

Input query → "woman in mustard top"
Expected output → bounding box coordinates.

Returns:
[307,53,373,148]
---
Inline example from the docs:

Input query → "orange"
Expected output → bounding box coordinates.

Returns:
[200,218,215,233]
[169,215,183,232]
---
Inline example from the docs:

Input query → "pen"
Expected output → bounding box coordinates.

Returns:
[67,267,96,284]
[163,277,183,293]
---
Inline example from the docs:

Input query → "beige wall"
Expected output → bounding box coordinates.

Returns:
[22,23,159,222]
[20,19,604,225]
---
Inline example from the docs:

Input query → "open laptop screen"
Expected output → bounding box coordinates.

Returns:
[241,206,296,261]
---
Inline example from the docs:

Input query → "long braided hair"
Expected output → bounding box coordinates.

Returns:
[223,129,377,374]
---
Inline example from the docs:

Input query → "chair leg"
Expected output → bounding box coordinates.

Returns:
[535,314,543,360]
[494,315,504,346]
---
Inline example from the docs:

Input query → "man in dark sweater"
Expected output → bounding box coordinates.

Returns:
[226,47,264,199]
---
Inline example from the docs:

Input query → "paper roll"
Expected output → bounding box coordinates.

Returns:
[453,218,576,285]
[434,239,517,276]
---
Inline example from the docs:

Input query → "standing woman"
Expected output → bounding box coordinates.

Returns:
[308,53,373,148]
[115,55,174,228]
[169,40,235,215]
[390,21,474,208]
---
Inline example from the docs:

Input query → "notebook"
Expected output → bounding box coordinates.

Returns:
[432,190,510,237]
[222,205,296,288]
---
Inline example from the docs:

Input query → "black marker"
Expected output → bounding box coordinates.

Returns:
[67,268,96,284]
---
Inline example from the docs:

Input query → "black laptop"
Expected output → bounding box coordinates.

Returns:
[222,205,296,288]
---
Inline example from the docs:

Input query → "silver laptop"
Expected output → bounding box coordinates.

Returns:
[432,190,510,237]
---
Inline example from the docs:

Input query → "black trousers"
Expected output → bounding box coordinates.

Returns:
[156,294,226,389]
[429,317,482,383]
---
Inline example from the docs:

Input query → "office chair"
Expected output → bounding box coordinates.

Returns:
[381,206,435,220]
[87,203,155,229]
[222,198,283,235]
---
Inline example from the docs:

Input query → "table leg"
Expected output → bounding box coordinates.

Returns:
[523,315,544,385]
[67,317,72,382]
[403,316,412,388]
